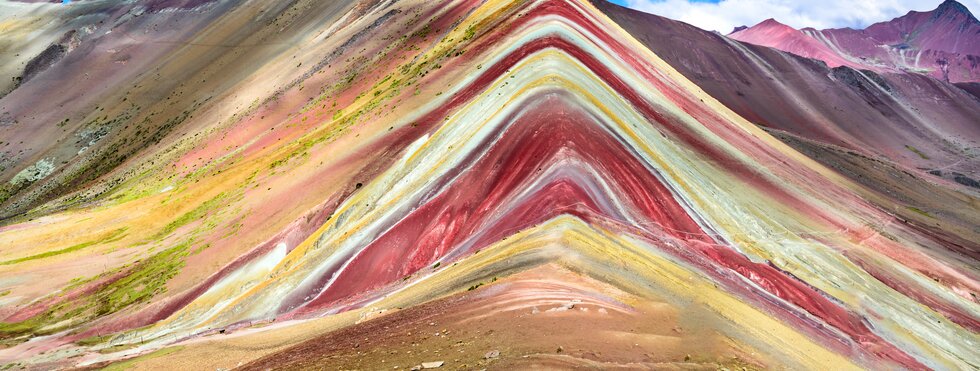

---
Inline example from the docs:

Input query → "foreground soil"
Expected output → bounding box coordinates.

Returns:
[241,265,765,370]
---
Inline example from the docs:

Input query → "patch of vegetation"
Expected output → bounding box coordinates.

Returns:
[463,24,477,41]
[0,239,193,343]
[0,228,127,266]
[906,206,934,218]
[98,242,190,315]
[101,345,185,371]
[905,145,930,160]
[153,192,228,240]
[76,334,110,346]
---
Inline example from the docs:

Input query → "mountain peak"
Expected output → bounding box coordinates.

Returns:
[934,0,977,21]
[758,18,788,27]
[740,18,796,32]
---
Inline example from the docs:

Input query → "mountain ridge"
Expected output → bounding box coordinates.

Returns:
[729,0,980,82]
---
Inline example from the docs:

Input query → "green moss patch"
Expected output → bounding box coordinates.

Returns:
[0,228,127,266]
[0,240,191,343]
[904,145,930,160]
[153,192,229,240]
[101,345,185,371]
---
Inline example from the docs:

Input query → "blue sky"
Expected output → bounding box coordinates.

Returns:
[607,0,978,33]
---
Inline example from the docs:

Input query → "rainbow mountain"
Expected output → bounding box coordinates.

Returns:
[0,0,977,369]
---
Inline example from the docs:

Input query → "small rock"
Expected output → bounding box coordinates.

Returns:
[411,366,422,371]
[484,350,500,359]
[421,361,444,368]
[556,346,563,353]
[547,300,583,312]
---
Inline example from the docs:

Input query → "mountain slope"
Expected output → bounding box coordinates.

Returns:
[598,1,979,182]
[597,0,980,279]
[0,0,976,369]
[0,0,359,220]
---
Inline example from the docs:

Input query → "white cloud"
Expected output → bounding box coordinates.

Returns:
[622,0,980,33]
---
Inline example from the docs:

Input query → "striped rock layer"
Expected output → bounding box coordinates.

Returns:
[0,0,976,369]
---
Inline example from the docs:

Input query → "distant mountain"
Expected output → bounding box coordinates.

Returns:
[728,18,864,69]
[729,0,980,82]
[858,0,979,55]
